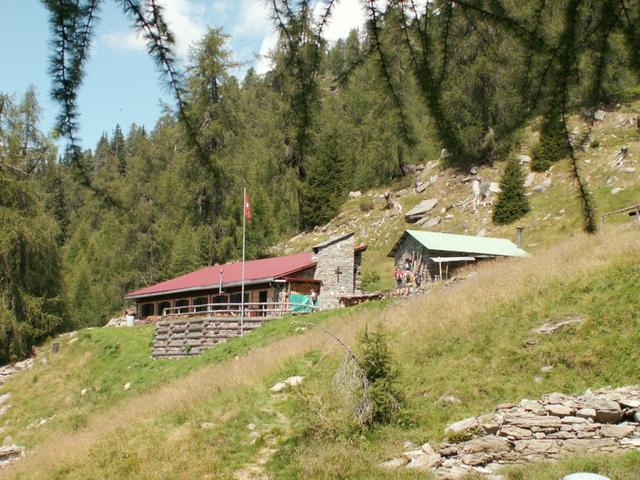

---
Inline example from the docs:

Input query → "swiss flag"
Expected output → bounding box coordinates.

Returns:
[244,190,251,223]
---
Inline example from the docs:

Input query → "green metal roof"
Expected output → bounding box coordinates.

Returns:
[390,230,529,258]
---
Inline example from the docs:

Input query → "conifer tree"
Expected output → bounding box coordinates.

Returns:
[492,158,530,225]
[531,115,570,172]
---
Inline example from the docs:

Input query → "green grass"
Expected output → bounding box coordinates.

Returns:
[6,228,640,479]
[260,255,640,479]
[0,299,390,450]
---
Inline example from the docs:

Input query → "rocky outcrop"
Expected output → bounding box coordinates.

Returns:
[405,199,439,222]
[0,445,24,468]
[0,358,34,386]
[382,386,640,479]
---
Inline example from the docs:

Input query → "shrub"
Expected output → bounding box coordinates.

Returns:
[361,271,380,291]
[356,323,402,426]
[358,197,374,212]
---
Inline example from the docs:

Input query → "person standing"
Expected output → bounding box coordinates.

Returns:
[394,266,404,295]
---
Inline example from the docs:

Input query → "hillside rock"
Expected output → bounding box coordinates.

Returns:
[348,191,362,198]
[271,375,304,393]
[524,172,536,188]
[533,178,552,193]
[0,445,24,468]
[383,385,640,478]
[0,358,34,385]
[405,199,439,222]
[593,109,607,121]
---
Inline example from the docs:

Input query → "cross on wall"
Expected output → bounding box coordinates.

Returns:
[334,266,343,283]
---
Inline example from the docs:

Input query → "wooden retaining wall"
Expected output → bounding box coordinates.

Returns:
[151,316,267,358]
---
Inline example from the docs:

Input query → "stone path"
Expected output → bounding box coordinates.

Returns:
[383,385,640,479]
[233,377,301,480]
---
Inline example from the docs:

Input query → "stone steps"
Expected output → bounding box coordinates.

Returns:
[151,317,269,358]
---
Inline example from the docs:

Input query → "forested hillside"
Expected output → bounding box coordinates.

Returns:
[2,0,640,363]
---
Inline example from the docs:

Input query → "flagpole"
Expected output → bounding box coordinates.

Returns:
[240,187,246,336]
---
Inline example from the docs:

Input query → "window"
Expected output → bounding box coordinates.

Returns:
[193,297,208,312]
[230,292,249,310]
[211,295,229,311]
[157,302,171,316]
[175,299,189,314]
[141,303,155,317]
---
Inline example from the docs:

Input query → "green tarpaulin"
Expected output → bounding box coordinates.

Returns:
[289,293,318,313]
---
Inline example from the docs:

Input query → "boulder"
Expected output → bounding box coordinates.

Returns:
[446,417,478,434]
[416,182,428,193]
[593,109,607,121]
[271,375,304,393]
[405,199,439,222]
[576,408,597,419]
[516,154,531,164]
[380,457,409,469]
[599,424,635,438]
[581,398,623,423]
[513,439,560,455]
[499,425,532,439]
[460,452,492,466]
[546,404,573,416]
[0,445,24,467]
[524,172,536,188]
[417,215,442,228]
[533,178,552,193]
[406,453,442,470]
[463,435,510,454]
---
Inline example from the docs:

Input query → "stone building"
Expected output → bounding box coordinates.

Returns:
[312,232,366,309]
[388,230,528,281]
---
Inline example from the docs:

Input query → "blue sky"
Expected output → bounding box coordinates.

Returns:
[0,0,367,150]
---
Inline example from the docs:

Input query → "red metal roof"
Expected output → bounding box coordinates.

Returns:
[126,251,316,299]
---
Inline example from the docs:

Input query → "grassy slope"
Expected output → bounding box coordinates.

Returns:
[2,225,640,479]
[0,302,388,451]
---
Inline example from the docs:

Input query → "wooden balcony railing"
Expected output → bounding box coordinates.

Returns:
[160,301,318,320]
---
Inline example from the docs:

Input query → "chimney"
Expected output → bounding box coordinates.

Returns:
[516,227,524,248]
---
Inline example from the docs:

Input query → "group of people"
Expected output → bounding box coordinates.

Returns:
[393,262,428,296]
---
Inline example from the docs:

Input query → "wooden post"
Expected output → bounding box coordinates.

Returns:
[516,227,524,248]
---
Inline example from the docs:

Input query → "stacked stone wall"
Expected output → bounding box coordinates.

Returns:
[313,235,355,309]
[383,385,640,478]
[152,317,264,358]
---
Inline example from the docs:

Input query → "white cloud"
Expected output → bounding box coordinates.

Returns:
[102,0,207,59]
[254,31,278,75]
[315,0,365,42]
[232,0,273,37]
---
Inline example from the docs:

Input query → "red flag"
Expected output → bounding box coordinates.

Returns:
[244,190,251,223]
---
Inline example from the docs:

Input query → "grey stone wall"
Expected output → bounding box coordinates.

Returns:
[152,317,265,358]
[313,235,355,310]
[393,235,425,268]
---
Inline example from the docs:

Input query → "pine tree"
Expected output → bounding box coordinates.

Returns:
[531,115,570,172]
[111,124,126,176]
[492,158,530,225]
